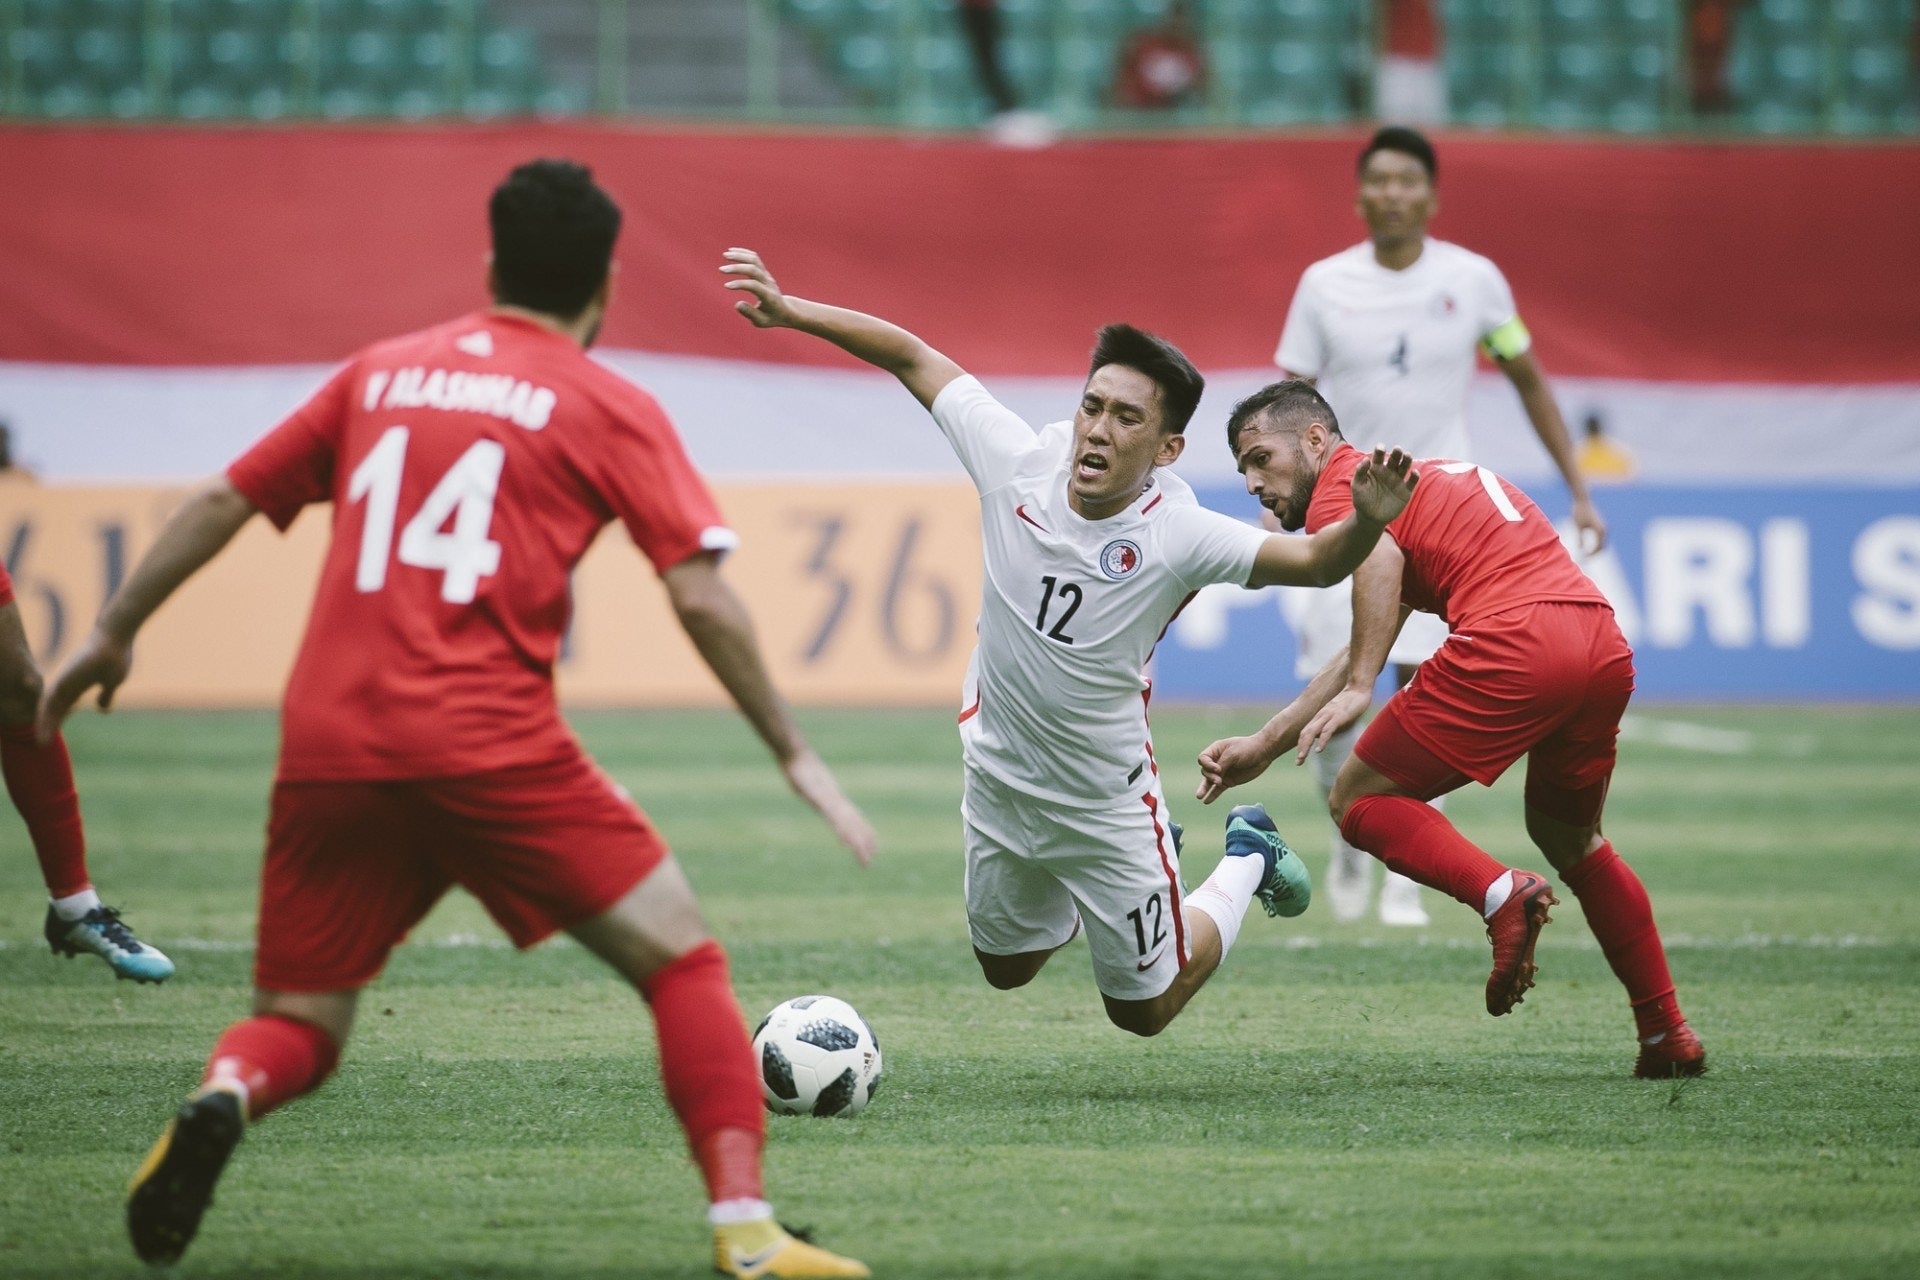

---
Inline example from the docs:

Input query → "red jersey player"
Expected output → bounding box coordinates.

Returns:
[2,564,172,980]
[39,160,875,1278]
[1196,380,1705,1079]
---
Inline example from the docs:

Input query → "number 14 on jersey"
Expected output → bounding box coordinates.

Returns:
[348,425,505,604]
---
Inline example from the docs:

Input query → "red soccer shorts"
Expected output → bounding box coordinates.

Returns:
[1354,601,1635,827]
[254,750,667,992]
[0,562,13,609]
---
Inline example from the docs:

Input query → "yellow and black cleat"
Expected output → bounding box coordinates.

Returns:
[127,1088,245,1266]
[714,1218,870,1279]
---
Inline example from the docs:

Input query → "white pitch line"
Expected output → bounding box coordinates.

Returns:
[1619,715,1816,757]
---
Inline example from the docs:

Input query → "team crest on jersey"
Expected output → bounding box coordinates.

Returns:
[1432,292,1457,318]
[1099,538,1144,580]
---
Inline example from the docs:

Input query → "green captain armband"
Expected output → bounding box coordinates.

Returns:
[1479,316,1532,361]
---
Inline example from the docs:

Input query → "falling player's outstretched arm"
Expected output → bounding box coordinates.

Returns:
[663,553,877,867]
[722,248,965,410]
[1243,447,1418,588]
[36,477,259,740]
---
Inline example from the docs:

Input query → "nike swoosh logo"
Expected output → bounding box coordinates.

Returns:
[1136,946,1168,971]
[1015,503,1048,532]
[731,1241,787,1273]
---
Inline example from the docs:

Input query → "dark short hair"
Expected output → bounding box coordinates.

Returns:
[1088,323,1205,435]
[1358,125,1437,182]
[1226,379,1343,454]
[489,159,622,319]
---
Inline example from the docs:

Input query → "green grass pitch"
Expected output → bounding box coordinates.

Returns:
[2,704,1917,1279]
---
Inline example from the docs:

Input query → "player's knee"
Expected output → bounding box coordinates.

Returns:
[0,662,42,727]
[975,951,1036,990]
[1104,1001,1172,1038]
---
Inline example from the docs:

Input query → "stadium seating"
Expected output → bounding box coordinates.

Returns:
[0,0,1911,132]
[0,0,563,120]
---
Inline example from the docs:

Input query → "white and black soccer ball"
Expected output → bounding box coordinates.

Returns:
[751,995,882,1118]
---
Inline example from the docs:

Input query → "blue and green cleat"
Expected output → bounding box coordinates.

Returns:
[45,905,175,983]
[1225,804,1312,918]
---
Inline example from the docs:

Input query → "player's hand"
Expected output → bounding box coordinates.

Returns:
[782,748,877,868]
[1195,734,1277,805]
[1350,447,1419,525]
[35,626,132,743]
[1296,687,1370,764]
[1571,496,1608,556]
[721,248,799,330]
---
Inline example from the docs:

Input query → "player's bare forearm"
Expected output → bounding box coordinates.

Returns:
[98,477,257,644]
[37,476,256,736]
[722,248,963,409]
[664,553,879,865]
[664,556,807,763]
[1344,540,1406,694]
[1503,351,1607,551]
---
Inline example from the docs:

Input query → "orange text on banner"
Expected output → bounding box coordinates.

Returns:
[0,476,981,709]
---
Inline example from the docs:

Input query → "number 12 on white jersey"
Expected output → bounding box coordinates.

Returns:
[1435,461,1522,522]
[347,425,505,604]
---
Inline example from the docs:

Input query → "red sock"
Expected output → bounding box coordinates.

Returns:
[1561,841,1684,1039]
[1,724,92,899]
[203,1015,341,1120]
[640,940,766,1204]
[1342,793,1510,912]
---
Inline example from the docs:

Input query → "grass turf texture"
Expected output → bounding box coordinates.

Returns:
[2,705,1917,1279]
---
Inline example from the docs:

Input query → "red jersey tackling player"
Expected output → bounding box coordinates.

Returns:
[1196,380,1705,1080]
[40,160,874,1279]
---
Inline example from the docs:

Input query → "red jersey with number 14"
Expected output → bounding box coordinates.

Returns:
[226,311,735,782]
[1303,442,1607,630]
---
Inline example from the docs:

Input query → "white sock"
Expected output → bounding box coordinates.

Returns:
[1482,871,1515,919]
[708,1198,774,1226]
[1188,853,1265,958]
[51,888,101,921]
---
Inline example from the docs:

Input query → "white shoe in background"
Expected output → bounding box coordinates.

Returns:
[1377,871,1431,927]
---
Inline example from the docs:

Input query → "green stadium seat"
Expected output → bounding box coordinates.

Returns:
[1000,33,1053,97]
[1843,44,1912,112]
[834,32,899,99]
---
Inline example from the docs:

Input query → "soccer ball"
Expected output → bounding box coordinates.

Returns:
[751,995,882,1118]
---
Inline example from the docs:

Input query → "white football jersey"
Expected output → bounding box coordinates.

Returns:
[932,376,1269,809]
[1274,238,1524,461]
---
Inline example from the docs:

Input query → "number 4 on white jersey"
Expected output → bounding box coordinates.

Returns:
[348,425,505,604]
[1435,461,1522,522]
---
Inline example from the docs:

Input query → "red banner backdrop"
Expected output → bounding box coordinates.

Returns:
[1,123,1916,383]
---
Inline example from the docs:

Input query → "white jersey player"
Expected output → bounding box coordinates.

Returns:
[1274,125,1604,926]
[723,247,1420,1037]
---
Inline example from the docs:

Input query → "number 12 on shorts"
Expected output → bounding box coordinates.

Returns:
[1127,891,1167,958]
[348,425,505,604]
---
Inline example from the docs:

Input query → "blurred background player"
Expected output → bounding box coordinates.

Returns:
[1,561,172,982]
[1272,124,1606,927]
[41,160,873,1280]
[724,247,1418,1039]
[1200,383,1703,1079]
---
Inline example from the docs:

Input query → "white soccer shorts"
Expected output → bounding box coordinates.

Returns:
[961,763,1189,1002]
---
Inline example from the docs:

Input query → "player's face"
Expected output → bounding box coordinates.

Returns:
[1357,149,1435,247]
[1236,423,1319,532]
[1071,365,1183,519]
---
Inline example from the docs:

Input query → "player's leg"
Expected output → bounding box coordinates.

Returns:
[1374,608,1457,930]
[1523,624,1703,1078]
[1330,729,1557,1018]
[127,780,434,1266]
[0,597,172,980]
[964,765,1080,991]
[446,756,866,1279]
[1090,788,1308,1037]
